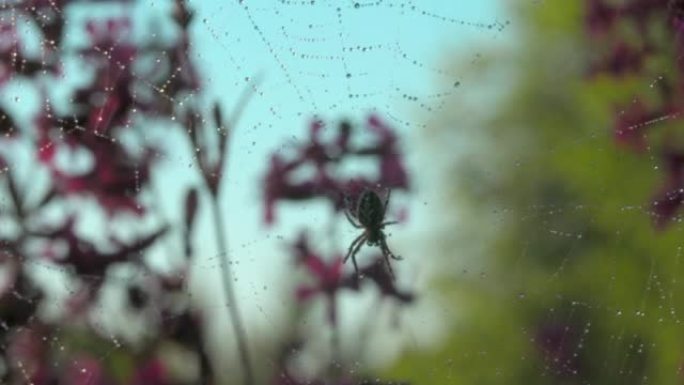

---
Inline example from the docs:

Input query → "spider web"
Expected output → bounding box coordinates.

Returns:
[0,0,514,384]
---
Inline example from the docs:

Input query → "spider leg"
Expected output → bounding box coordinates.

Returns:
[383,253,395,279]
[376,235,397,279]
[383,188,391,212]
[345,233,365,262]
[345,233,366,277]
[381,220,399,227]
[342,192,362,227]
[344,208,363,228]
[380,235,403,261]
[345,233,366,266]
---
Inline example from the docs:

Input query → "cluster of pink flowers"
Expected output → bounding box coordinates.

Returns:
[586,0,684,227]
[263,116,409,225]
[0,0,417,383]
[290,232,413,326]
[263,116,412,385]
[534,319,584,378]
[0,0,210,384]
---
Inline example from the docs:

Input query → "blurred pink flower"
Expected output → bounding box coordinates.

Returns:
[652,150,684,227]
[356,256,414,304]
[292,233,357,325]
[590,42,649,76]
[535,321,583,378]
[49,141,155,216]
[131,358,170,385]
[263,116,409,225]
[39,216,167,281]
[65,355,113,385]
[613,101,680,150]
[6,325,52,384]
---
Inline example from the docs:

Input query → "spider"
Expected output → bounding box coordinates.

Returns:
[344,188,402,278]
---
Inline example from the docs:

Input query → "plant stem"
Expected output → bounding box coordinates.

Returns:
[329,301,343,381]
[203,76,261,385]
[210,195,254,385]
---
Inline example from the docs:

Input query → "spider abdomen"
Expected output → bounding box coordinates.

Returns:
[356,190,385,227]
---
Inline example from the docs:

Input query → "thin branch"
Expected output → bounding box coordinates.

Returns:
[216,72,264,195]
[210,195,254,385]
[206,75,263,385]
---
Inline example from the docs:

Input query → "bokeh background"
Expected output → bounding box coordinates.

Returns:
[5,0,684,384]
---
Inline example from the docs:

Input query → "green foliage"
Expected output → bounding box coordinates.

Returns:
[385,1,684,384]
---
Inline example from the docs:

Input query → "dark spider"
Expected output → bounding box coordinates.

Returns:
[344,188,401,278]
